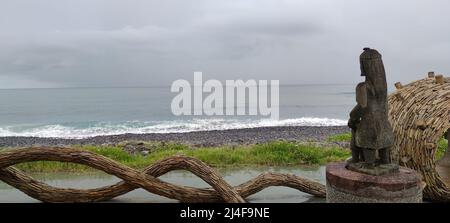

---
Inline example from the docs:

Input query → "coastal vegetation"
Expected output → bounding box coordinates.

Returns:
[2,140,350,172]
[2,132,445,173]
[328,132,448,160]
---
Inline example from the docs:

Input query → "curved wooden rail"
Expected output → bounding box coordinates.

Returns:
[0,147,325,203]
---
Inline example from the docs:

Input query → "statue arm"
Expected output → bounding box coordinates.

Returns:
[348,104,363,129]
[348,82,366,129]
[356,82,367,108]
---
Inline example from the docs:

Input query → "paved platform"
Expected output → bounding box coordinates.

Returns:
[326,162,423,203]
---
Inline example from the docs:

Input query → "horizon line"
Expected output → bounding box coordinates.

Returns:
[0,83,356,90]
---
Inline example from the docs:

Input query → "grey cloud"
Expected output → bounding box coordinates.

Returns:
[0,0,450,89]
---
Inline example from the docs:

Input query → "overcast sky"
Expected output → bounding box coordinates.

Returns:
[1,0,449,89]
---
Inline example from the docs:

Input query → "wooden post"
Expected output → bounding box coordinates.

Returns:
[428,72,435,78]
[395,82,403,89]
[436,75,444,84]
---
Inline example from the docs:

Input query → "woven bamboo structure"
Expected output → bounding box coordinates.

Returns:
[388,73,450,202]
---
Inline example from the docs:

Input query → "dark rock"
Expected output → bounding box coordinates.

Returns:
[123,142,151,155]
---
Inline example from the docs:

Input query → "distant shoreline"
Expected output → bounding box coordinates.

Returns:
[0,125,350,147]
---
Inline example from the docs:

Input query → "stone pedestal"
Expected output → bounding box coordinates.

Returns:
[326,162,423,203]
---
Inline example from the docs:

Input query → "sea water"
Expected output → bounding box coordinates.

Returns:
[0,85,354,138]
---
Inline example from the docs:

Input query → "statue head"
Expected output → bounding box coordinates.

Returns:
[359,48,387,97]
[360,47,382,77]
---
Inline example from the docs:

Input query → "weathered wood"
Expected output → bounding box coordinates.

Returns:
[414,119,427,130]
[436,75,444,84]
[388,75,450,202]
[0,147,326,203]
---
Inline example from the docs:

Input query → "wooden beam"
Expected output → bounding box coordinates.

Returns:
[436,75,444,84]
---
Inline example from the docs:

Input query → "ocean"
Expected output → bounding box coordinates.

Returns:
[0,85,355,138]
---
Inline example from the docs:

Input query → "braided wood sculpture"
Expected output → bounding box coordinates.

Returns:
[0,147,325,203]
[388,74,450,202]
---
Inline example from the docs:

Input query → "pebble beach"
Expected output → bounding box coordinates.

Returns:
[0,126,350,148]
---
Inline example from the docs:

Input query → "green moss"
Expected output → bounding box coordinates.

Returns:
[3,141,351,172]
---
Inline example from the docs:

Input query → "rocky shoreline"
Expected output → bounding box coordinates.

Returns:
[0,126,350,148]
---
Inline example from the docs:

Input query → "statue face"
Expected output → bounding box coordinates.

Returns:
[360,48,371,77]
[360,58,366,77]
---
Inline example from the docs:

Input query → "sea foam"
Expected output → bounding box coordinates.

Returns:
[0,117,346,139]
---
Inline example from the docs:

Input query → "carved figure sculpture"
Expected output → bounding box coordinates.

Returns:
[346,48,399,175]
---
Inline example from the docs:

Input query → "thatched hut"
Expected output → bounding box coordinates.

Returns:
[388,73,450,201]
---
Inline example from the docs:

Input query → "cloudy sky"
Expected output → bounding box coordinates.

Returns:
[0,0,449,89]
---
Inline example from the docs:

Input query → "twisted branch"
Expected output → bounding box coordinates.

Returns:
[0,147,325,203]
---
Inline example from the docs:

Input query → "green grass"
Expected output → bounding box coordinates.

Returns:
[1,141,351,172]
[328,133,448,161]
[327,132,352,142]
[8,133,444,172]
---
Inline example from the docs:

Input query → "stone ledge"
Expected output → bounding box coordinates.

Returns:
[327,162,422,192]
[326,182,423,203]
[326,162,423,203]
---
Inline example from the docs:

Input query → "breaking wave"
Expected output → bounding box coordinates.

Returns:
[0,117,347,139]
